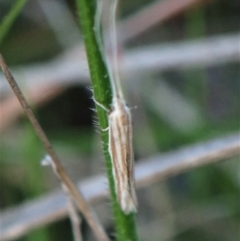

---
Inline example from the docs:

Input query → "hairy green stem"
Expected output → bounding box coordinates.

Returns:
[75,0,138,240]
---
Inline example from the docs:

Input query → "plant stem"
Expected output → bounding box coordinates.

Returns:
[0,54,110,241]
[75,0,138,240]
[0,0,28,45]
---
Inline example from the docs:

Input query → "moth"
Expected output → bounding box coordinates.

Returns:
[108,96,137,214]
[95,0,138,214]
[95,94,137,214]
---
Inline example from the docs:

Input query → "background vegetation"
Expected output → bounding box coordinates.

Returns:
[0,0,239,240]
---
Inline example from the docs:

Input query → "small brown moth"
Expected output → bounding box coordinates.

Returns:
[108,96,137,213]
[95,0,137,214]
[94,93,138,214]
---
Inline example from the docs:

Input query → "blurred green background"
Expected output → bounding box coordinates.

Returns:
[0,0,239,240]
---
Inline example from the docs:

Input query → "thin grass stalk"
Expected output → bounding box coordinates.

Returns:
[0,0,28,45]
[0,54,110,241]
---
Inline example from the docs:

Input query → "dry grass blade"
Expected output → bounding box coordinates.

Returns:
[64,186,83,241]
[0,54,110,241]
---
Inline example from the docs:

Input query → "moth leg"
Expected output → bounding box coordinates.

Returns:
[93,97,110,113]
[92,97,110,132]
[102,127,109,132]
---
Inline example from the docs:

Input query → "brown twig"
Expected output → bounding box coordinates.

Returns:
[0,132,239,241]
[0,54,110,241]
[0,83,65,131]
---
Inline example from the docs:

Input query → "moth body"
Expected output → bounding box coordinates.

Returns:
[108,97,137,214]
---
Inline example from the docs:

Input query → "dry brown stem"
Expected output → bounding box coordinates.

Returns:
[0,54,110,241]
